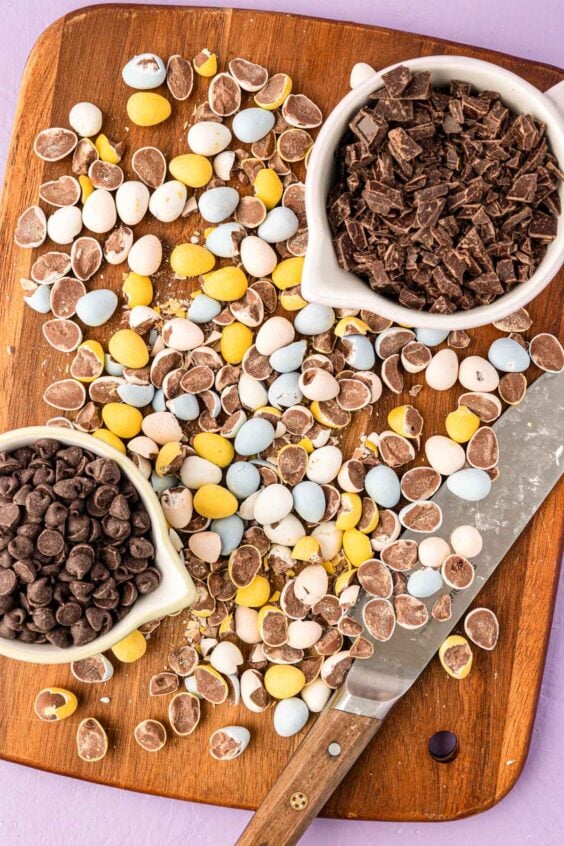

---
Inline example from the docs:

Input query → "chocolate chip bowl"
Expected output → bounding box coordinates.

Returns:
[0,427,196,664]
[303,56,564,329]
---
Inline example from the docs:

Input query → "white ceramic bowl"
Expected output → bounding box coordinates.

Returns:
[0,427,196,664]
[303,56,564,329]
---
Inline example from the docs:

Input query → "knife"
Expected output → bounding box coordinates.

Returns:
[237,372,563,846]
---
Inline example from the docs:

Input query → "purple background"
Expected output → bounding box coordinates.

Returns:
[0,1,562,843]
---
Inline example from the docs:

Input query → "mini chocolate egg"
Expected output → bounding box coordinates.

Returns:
[306,446,342,484]
[418,536,450,569]
[166,393,200,421]
[162,317,204,351]
[415,328,450,347]
[301,678,331,712]
[128,234,162,275]
[104,355,124,376]
[117,383,155,407]
[256,316,295,355]
[240,235,278,277]
[116,180,150,225]
[198,186,240,223]
[76,289,118,326]
[234,418,275,456]
[188,294,222,323]
[69,102,103,137]
[226,461,261,498]
[149,180,187,222]
[446,468,492,502]
[122,53,166,89]
[268,372,303,408]
[364,465,401,508]
[287,620,323,650]
[294,304,335,335]
[232,107,275,142]
[254,484,293,524]
[269,339,307,373]
[238,373,268,410]
[257,207,299,243]
[425,348,459,391]
[211,514,245,555]
[47,206,82,244]
[292,480,326,523]
[151,389,166,412]
[82,188,117,233]
[151,472,177,494]
[142,411,183,444]
[206,222,246,258]
[273,697,309,737]
[187,121,232,156]
[458,356,500,391]
[294,564,328,607]
[209,642,244,676]
[488,337,530,372]
[263,514,305,546]
[450,525,483,558]
[341,335,375,370]
[424,435,466,476]
[407,567,443,598]
[161,486,193,529]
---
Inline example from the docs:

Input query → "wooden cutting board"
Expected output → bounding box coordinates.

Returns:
[0,4,562,823]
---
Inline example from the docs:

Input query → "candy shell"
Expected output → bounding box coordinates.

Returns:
[206,222,245,258]
[209,726,250,760]
[71,654,114,683]
[122,53,166,89]
[464,608,499,651]
[488,337,530,373]
[273,697,309,737]
[341,335,376,370]
[76,718,108,762]
[439,635,473,679]
[34,687,78,721]
[446,469,492,502]
[268,372,302,408]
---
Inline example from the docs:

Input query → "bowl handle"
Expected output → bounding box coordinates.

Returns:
[545,80,564,117]
[350,62,377,89]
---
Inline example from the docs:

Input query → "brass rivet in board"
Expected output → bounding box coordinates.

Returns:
[327,742,341,757]
[290,792,308,811]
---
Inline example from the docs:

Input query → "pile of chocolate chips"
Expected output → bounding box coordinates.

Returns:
[0,439,160,648]
[328,64,563,312]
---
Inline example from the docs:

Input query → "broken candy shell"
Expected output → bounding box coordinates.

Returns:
[464,607,499,651]
[134,719,167,752]
[76,717,108,761]
[34,687,78,721]
[439,635,473,679]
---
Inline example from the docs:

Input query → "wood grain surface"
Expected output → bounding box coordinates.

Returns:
[0,4,562,823]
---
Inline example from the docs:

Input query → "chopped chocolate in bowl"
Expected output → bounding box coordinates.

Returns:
[328,65,563,312]
[0,439,160,648]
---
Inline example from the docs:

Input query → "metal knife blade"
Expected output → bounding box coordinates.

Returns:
[333,372,564,719]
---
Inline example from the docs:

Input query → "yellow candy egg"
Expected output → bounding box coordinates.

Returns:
[193,433,234,468]
[123,272,153,308]
[235,574,271,608]
[202,266,248,301]
[253,168,283,210]
[445,406,480,443]
[111,629,147,663]
[193,484,238,519]
[108,329,149,368]
[292,536,321,562]
[79,174,94,203]
[126,92,172,127]
[279,290,307,311]
[102,403,143,439]
[438,635,473,679]
[264,665,305,699]
[92,429,126,453]
[342,528,372,567]
[170,243,216,279]
[95,134,122,164]
[155,442,184,477]
[221,322,253,364]
[272,256,304,290]
[34,687,78,722]
[336,493,362,530]
[169,154,213,188]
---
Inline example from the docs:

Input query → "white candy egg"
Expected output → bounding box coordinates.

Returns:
[425,348,459,390]
[424,435,466,476]
[142,411,183,444]
[149,180,187,222]
[311,521,342,560]
[116,181,150,225]
[240,235,278,277]
[257,207,299,243]
[210,641,244,676]
[273,698,309,737]
[232,107,275,143]
[128,234,162,275]
[68,102,103,137]
[458,356,500,391]
[263,515,305,546]
[294,564,329,607]
[160,486,193,529]
[306,446,342,484]
[82,188,117,233]
[198,186,240,223]
[256,316,295,355]
[180,455,222,488]
[301,678,331,713]
[287,620,323,649]
[24,285,51,313]
[205,222,245,258]
[122,53,166,89]
[75,290,118,326]
[162,317,204,351]
[238,372,268,410]
[236,609,261,644]
[253,484,293,524]
[188,121,232,156]
[298,368,340,401]
[418,536,451,569]
[47,206,82,244]
[209,725,250,760]
[450,525,483,558]
[447,468,492,501]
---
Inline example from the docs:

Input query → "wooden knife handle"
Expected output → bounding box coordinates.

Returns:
[236,708,383,846]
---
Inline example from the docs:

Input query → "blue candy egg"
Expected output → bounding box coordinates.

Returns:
[188,294,222,323]
[447,468,491,501]
[151,473,178,494]
[104,354,124,376]
[407,568,443,598]
[292,481,326,523]
[166,393,200,421]
[117,383,155,408]
[488,337,530,372]
[232,108,275,143]
[273,697,309,737]
[122,53,166,89]
[415,328,450,347]
[234,418,275,455]
[268,372,303,408]
[205,222,246,258]
[342,334,375,370]
[211,514,245,555]
[269,340,307,373]
[151,388,166,412]
[198,187,240,223]
[226,462,261,499]
[257,207,299,243]
[24,285,51,314]
[76,289,118,327]
[364,465,401,507]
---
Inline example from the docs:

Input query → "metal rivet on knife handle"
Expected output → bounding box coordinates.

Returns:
[289,792,308,811]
